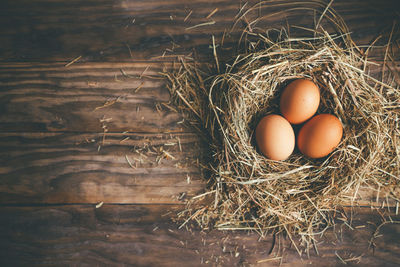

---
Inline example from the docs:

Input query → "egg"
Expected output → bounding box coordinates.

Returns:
[255,114,295,161]
[297,114,343,158]
[280,79,320,124]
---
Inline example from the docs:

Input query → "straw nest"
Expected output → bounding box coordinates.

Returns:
[164,3,400,250]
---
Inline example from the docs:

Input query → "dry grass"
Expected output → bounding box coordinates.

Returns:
[163,1,400,254]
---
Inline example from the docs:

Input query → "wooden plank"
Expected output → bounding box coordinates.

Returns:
[0,62,187,133]
[0,204,399,266]
[0,131,397,206]
[0,132,205,204]
[0,0,397,62]
[1,61,397,133]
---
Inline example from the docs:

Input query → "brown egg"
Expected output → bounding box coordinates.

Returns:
[297,114,343,158]
[255,114,295,161]
[280,79,320,124]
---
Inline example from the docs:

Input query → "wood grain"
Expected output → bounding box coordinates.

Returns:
[0,0,398,62]
[0,62,188,133]
[0,132,206,204]
[0,205,399,266]
[0,131,396,206]
[1,61,398,133]
[0,0,399,265]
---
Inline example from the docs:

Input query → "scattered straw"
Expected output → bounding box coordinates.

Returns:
[206,8,219,19]
[257,256,282,263]
[94,96,121,111]
[126,43,133,58]
[164,0,400,253]
[185,21,216,31]
[65,55,82,67]
[184,10,193,22]
[125,155,136,169]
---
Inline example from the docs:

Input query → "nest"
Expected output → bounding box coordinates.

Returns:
[164,2,400,252]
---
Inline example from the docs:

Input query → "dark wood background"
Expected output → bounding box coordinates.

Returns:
[0,0,399,266]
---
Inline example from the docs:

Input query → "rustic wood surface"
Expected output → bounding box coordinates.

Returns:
[0,0,399,266]
[0,0,398,62]
[0,132,205,204]
[0,205,399,266]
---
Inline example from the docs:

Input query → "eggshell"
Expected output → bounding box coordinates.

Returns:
[297,114,343,158]
[255,114,295,161]
[280,79,320,124]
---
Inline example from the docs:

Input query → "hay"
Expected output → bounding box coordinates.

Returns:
[164,1,400,253]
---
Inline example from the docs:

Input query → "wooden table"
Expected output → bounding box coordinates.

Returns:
[0,0,399,266]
